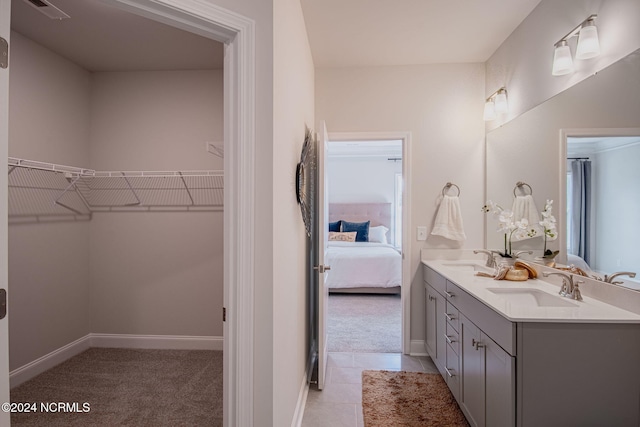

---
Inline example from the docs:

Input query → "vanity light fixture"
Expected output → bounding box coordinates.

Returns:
[483,87,507,121]
[552,14,600,76]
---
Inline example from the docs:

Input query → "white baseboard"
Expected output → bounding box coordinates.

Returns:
[291,370,310,427]
[90,333,223,351]
[409,339,428,356]
[10,333,223,388]
[291,349,315,427]
[10,334,92,388]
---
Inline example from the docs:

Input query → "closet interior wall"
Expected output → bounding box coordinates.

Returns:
[8,30,224,372]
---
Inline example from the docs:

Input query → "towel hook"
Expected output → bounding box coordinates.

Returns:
[442,182,460,197]
[513,181,533,197]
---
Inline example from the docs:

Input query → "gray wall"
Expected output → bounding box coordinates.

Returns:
[88,70,223,336]
[315,63,486,345]
[8,31,92,370]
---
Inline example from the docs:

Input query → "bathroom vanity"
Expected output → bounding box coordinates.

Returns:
[422,257,640,427]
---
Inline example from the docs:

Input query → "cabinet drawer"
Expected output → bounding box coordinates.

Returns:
[447,281,516,355]
[445,322,460,355]
[445,344,461,402]
[445,302,459,332]
[423,264,446,295]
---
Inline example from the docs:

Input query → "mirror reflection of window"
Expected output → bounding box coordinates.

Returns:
[567,136,640,282]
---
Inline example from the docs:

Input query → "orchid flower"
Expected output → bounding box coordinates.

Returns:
[539,199,558,254]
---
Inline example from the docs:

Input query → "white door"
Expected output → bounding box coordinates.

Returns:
[315,121,330,390]
[0,0,11,424]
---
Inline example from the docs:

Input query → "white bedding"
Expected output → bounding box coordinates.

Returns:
[325,241,401,289]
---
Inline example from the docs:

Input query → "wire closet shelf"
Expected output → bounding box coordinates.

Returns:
[8,157,223,220]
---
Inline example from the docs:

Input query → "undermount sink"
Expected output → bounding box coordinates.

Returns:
[487,287,578,308]
[441,262,492,273]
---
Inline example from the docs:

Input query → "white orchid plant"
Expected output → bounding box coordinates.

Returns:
[481,200,538,258]
[539,199,558,258]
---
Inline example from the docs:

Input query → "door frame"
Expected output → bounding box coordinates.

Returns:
[0,1,11,424]
[326,131,412,353]
[1,1,256,426]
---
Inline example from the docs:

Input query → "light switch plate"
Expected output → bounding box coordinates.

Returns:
[417,226,427,241]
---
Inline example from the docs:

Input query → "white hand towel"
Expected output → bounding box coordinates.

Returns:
[511,195,541,239]
[431,195,467,241]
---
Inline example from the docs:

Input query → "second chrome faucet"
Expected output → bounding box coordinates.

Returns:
[542,271,584,301]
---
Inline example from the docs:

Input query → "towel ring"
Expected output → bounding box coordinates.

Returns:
[442,182,460,197]
[513,181,533,197]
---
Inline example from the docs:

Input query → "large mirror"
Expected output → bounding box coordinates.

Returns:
[486,48,640,291]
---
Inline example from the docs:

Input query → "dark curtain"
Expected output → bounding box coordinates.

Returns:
[570,160,592,265]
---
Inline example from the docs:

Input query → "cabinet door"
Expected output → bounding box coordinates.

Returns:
[484,332,515,427]
[425,286,437,357]
[460,314,485,427]
[425,285,446,372]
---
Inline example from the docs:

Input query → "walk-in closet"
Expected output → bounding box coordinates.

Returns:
[6,0,224,423]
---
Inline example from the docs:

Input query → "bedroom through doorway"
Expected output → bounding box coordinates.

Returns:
[324,138,407,354]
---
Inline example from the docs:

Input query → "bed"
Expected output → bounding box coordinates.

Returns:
[326,203,401,294]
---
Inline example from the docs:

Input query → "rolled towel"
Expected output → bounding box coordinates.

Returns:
[431,195,467,241]
[511,195,540,239]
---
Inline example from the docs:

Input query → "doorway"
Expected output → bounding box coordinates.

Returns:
[324,132,412,354]
[0,0,256,425]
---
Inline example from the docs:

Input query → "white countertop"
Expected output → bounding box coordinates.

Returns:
[422,258,640,324]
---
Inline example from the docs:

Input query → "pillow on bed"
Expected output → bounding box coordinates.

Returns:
[329,221,341,232]
[328,231,357,242]
[341,220,370,242]
[368,225,389,244]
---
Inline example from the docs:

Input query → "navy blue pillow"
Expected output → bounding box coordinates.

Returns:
[329,221,341,232]
[341,221,370,242]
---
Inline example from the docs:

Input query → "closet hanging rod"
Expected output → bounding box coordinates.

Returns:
[9,157,94,176]
[9,157,223,178]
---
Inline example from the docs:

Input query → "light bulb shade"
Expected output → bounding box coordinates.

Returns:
[483,100,496,121]
[552,41,574,76]
[576,22,600,60]
[494,91,508,114]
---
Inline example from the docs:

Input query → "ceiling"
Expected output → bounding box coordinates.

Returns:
[300,0,542,68]
[567,136,640,156]
[10,0,543,72]
[10,0,223,72]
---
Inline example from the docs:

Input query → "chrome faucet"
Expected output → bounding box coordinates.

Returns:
[603,271,636,285]
[542,271,584,301]
[474,250,499,268]
[512,250,533,258]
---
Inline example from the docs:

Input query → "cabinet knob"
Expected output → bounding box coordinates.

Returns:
[445,291,455,298]
[444,367,455,377]
[445,313,455,322]
[428,295,435,301]
[444,334,455,344]
[472,338,484,350]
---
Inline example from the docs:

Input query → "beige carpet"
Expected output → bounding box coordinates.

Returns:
[10,348,223,426]
[328,294,401,353]
[362,370,469,427]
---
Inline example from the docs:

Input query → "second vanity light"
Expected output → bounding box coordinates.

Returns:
[483,87,508,121]
[552,14,600,76]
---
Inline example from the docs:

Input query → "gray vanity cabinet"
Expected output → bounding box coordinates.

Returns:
[423,264,515,427]
[423,263,640,427]
[424,265,447,374]
[424,284,446,372]
[460,313,514,427]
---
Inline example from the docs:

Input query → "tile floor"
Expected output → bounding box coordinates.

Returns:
[301,352,439,427]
